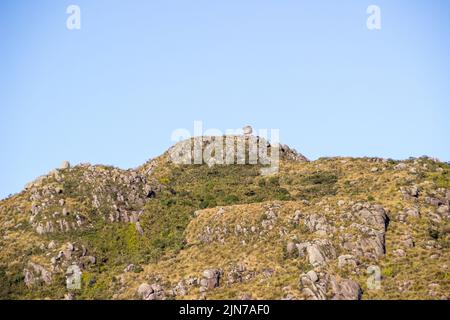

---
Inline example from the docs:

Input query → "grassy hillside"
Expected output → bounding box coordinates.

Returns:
[0,139,449,300]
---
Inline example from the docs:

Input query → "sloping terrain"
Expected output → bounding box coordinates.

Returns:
[0,136,449,300]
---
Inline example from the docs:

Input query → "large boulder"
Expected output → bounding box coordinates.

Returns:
[307,245,326,267]
[306,240,336,267]
[137,283,165,300]
[330,277,363,300]
[200,269,221,290]
[357,204,389,231]
[137,283,153,300]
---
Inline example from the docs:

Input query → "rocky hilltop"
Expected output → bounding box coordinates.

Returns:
[0,135,449,300]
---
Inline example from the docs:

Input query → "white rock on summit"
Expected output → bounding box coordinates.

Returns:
[60,160,70,169]
[243,125,253,136]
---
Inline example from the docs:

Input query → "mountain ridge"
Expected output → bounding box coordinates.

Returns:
[0,136,449,300]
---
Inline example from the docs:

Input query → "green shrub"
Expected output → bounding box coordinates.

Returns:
[293,171,338,200]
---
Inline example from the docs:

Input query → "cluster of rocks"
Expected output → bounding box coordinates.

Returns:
[260,204,281,232]
[32,206,85,235]
[137,283,166,300]
[299,270,362,300]
[167,133,309,168]
[293,240,337,267]
[337,255,359,269]
[397,185,449,224]
[181,199,394,300]
[195,201,390,277]
[393,157,445,174]
[136,268,222,300]
[24,262,53,288]
[425,188,450,222]
[397,207,420,223]
[48,242,96,275]
[171,276,205,297]
[20,242,68,289]
[78,166,161,224]
[24,161,71,191]
[199,269,222,292]
[168,136,254,167]
[226,263,254,284]
[24,162,164,237]
[299,211,336,236]
[28,187,84,235]
[401,185,420,200]
[279,144,309,162]
[136,265,259,300]
[288,203,389,262]
[339,203,389,260]
[196,204,284,244]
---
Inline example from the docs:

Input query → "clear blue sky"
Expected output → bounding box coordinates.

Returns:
[1,0,449,199]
